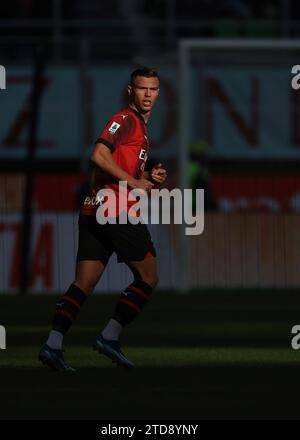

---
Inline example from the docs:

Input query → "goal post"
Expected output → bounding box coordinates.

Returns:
[177,38,300,293]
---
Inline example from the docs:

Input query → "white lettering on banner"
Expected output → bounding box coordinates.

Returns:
[218,197,281,213]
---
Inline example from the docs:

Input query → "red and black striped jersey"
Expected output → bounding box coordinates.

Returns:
[80,106,150,216]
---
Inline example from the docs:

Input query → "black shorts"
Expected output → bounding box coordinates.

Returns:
[77,215,156,263]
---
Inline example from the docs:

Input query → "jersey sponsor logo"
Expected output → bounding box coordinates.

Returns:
[108,121,120,134]
[84,195,104,206]
[139,148,148,161]
[140,162,145,173]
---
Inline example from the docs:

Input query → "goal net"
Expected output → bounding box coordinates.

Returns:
[178,39,300,292]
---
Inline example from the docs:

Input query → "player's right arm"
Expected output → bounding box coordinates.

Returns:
[91,143,153,192]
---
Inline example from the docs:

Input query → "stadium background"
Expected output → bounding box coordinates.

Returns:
[1,0,300,420]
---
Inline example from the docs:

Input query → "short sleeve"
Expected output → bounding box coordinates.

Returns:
[95,114,136,152]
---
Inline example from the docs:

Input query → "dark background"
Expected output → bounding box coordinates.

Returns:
[1,0,300,421]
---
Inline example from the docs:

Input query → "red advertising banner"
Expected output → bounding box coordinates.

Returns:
[212,174,300,212]
[0,174,85,212]
[2,173,300,213]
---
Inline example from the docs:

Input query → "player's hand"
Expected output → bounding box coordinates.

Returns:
[131,178,154,193]
[150,163,167,184]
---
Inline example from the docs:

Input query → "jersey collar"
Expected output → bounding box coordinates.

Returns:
[128,107,147,125]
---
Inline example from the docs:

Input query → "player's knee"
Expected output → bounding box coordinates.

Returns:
[139,273,159,288]
[151,275,159,288]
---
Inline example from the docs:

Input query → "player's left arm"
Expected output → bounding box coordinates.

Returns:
[146,163,167,184]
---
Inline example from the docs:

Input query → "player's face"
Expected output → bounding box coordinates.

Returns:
[128,76,160,114]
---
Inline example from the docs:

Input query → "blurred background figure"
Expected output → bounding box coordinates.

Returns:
[188,139,216,211]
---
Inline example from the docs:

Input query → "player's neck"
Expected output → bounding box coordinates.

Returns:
[129,104,150,123]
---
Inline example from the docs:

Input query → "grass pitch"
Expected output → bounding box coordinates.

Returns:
[1,290,300,420]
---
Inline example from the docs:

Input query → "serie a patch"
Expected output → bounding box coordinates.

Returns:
[108,121,120,134]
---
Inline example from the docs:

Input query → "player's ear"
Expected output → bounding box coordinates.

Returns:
[127,84,132,98]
